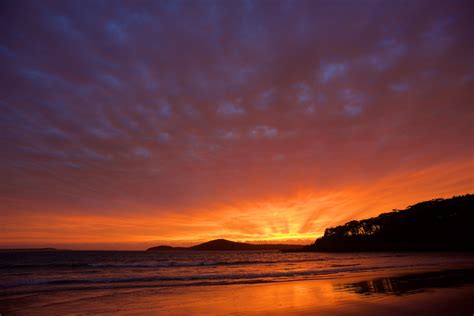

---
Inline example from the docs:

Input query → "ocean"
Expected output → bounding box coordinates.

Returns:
[2,250,474,297]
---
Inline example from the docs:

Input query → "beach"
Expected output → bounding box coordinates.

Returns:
[2,268,474,315]
[1,251,474,315]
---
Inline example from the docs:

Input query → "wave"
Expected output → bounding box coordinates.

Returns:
[1,262,434,290]
[88,258,329,268]
[2,253,424,271]
[90,261,262,268]
[1,263,88,269]
[1,258,329,270]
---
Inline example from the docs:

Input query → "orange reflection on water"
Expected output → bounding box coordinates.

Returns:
[5,268,474,315]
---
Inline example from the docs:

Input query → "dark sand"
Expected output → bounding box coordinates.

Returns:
[2,267,474,315]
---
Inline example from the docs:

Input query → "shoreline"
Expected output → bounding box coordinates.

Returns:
[2,266,474,315]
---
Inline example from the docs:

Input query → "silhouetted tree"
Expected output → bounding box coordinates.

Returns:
[303,195,474,252]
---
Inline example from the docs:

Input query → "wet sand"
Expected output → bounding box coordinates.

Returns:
[2,268,474,315]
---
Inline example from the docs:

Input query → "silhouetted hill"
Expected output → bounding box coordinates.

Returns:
[188,239,254,251]
[188,239,302,251]
[147,239,304,251]
[302,194,474,252]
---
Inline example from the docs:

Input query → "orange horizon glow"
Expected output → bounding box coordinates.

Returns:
[2,160,472,250]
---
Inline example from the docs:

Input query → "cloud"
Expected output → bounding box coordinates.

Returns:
[320,63,346,83]
[254,89,274,110]
[249,125,278,138]
[157,132,172,143]
[217,102,245,117]
[219,130,239,140]
[159,102,173,118]
[389,82,411,93]
[0,0,473,247]
[133,147,150,158]
[339,89,366,117]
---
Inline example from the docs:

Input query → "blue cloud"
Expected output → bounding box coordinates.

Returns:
[217,102,245,117]
[389,82,411,93]
[320,63,346,83]
[133,147,150,158]
[249,125,278,138]
[157,132,172,143]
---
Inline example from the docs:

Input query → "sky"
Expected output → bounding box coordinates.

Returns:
[1,0,473,250]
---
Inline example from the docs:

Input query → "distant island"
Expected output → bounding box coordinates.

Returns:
[0,248,62,252]
[147,239,304,251]
[298,194,474,252]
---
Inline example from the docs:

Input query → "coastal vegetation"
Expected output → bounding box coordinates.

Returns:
[303,195,474,252]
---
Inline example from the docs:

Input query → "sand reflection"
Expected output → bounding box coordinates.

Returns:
[335,269,474,296]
